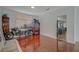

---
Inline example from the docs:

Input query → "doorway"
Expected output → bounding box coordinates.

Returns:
[57,15,67,51]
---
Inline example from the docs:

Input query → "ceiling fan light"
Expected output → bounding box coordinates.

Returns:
[31,6,35,9]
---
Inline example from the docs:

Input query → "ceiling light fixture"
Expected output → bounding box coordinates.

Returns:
[31,6,35,9]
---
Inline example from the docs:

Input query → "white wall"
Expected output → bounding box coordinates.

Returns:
[39,12,57,39]
[39,7,75,44]
[74,7,79,42]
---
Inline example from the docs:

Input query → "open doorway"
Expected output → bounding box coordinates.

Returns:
[57,15,67,51]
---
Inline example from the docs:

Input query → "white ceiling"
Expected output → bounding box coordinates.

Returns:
[4,6,64,15]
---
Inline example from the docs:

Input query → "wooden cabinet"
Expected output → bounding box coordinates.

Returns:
[2,15,9,33]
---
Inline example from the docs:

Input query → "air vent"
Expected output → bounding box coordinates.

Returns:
[46,8,50,11]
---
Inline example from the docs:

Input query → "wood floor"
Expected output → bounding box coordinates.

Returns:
[17,35,74,52]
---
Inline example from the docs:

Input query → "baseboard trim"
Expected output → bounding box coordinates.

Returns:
[40,33,57,39]
[66,40,75,45]
[41,33,75,44]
